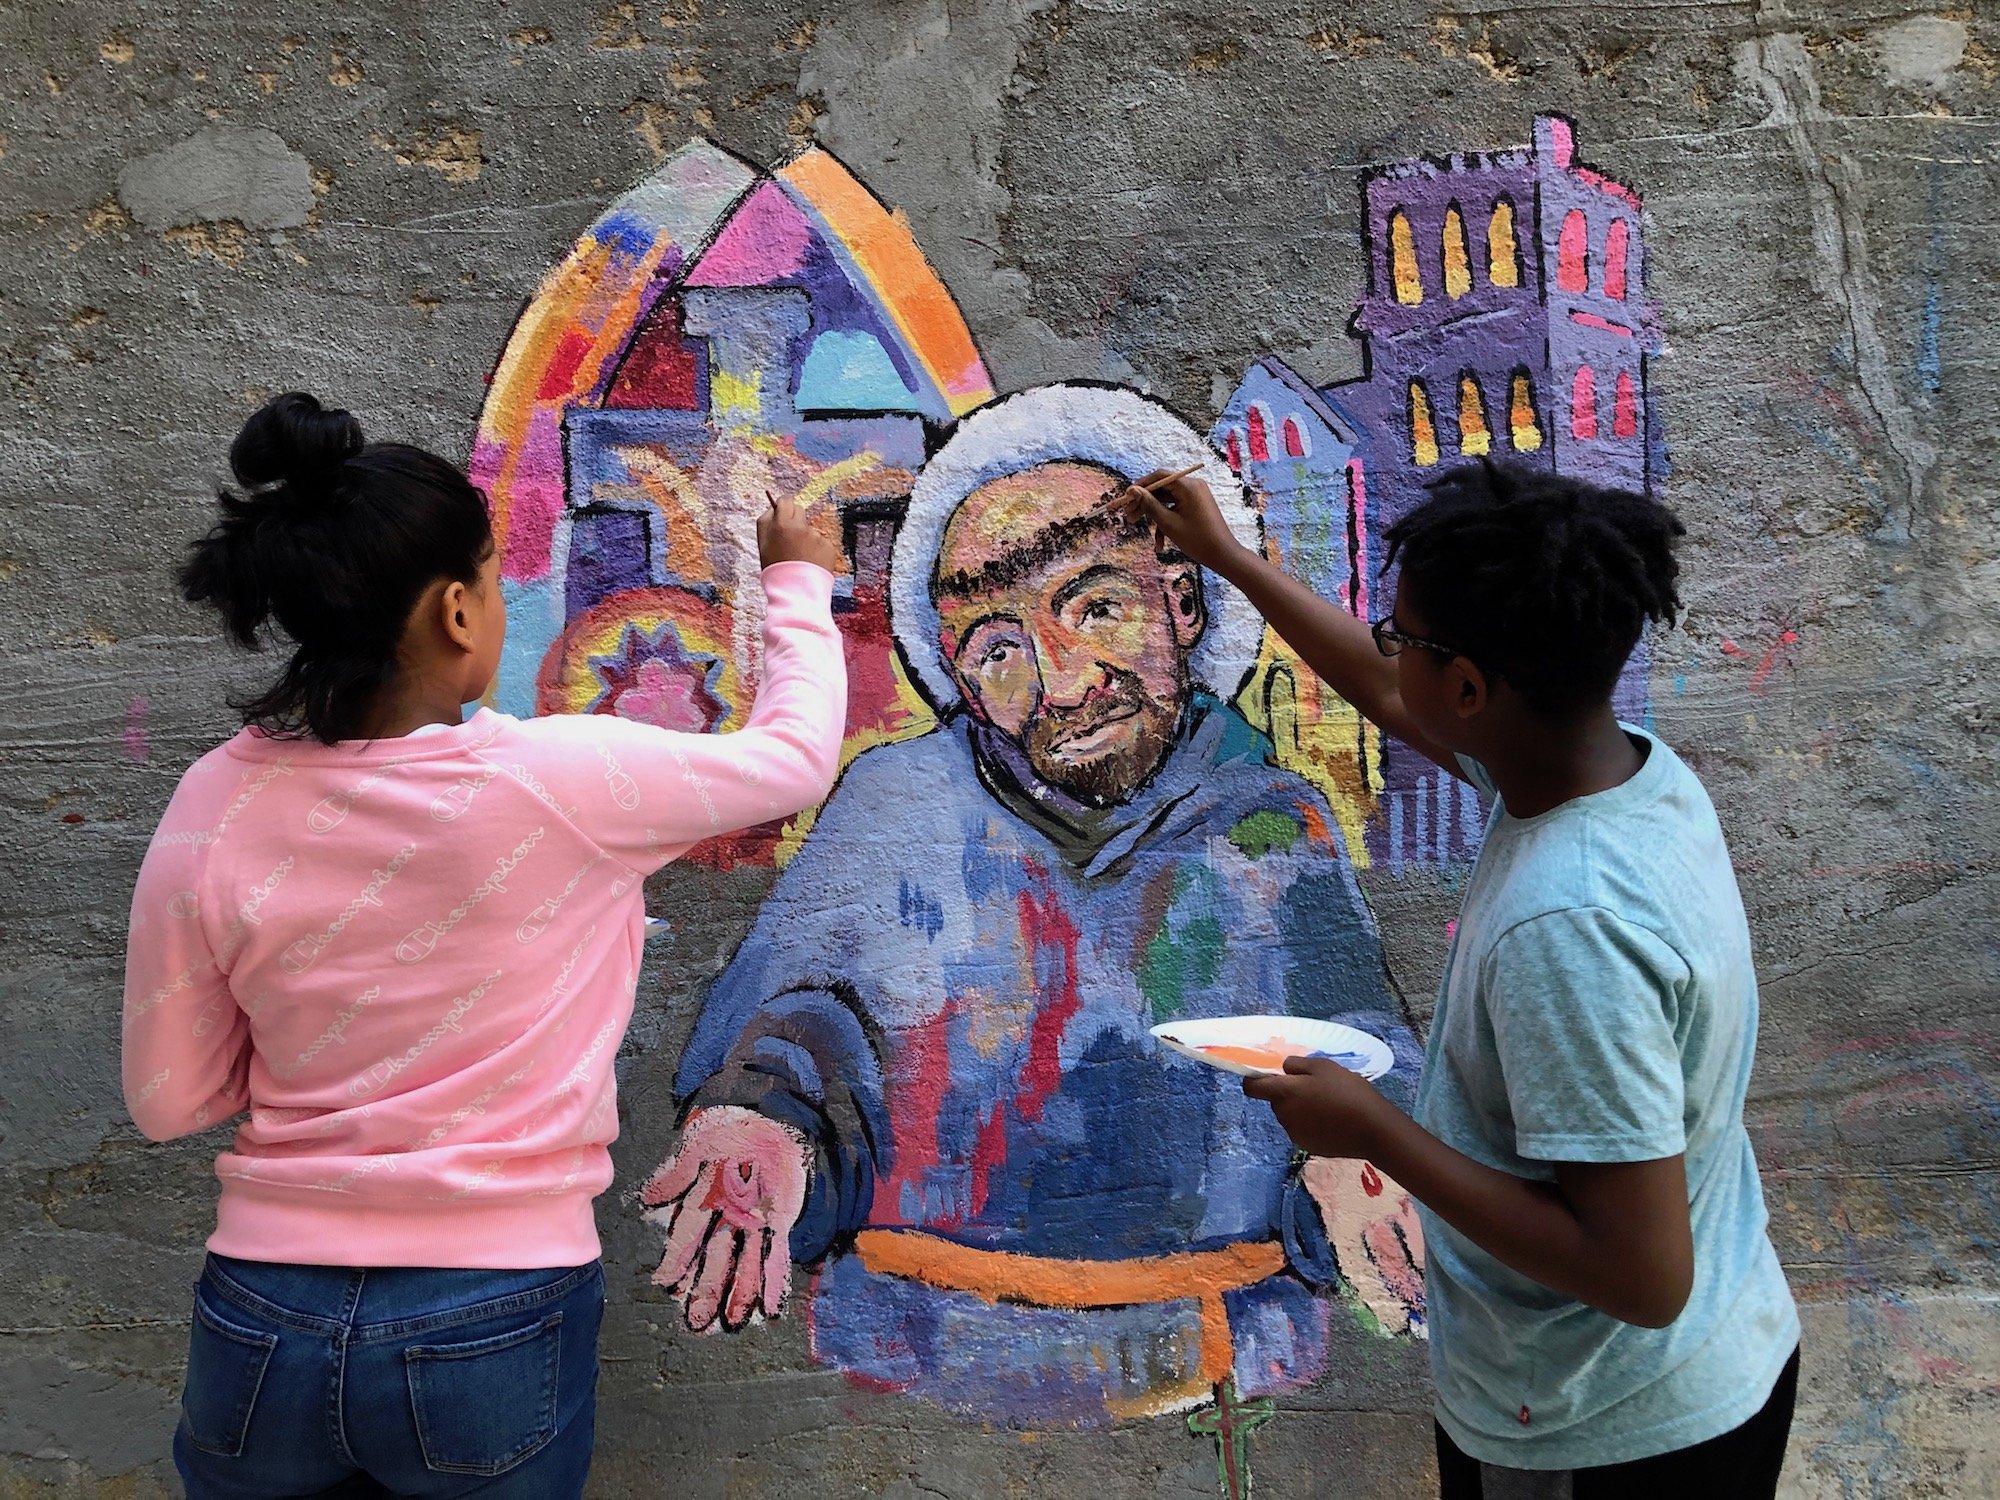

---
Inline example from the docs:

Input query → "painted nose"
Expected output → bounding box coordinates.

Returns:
[1030,623,1109,711]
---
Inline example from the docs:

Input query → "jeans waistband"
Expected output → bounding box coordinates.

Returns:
[200,1256,600,1342]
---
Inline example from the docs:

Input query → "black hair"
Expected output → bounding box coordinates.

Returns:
[180,392,494,743]
[1382,460,1684,716]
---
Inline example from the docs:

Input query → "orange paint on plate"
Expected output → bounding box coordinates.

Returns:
[1195,1038,1300,1071]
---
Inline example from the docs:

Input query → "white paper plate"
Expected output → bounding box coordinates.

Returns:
[1149,1016,1393,1080]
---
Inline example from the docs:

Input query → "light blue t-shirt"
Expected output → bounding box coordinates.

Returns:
[1415,727,1799,1470]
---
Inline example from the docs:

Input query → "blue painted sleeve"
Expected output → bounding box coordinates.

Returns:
[672,773,891,1265]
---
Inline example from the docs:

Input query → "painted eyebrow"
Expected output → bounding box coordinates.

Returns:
[951,611,1026,661]
[1051,564,1139,614]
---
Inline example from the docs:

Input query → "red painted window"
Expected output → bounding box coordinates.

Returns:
[1571,366,1598,440]
[1557,210,1589,294]
[1247,404,1270,463]
[1613,369,1638,438]
[1604,219,1630,301]
[1283,415,1308,458]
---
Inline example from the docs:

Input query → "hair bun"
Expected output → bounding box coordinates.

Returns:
[229,392,365,500]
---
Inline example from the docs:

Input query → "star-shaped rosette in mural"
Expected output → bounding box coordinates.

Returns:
[539,586,746,734]
[586,620,731,733]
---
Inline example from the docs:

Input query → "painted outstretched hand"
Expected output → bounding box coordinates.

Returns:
[642,1105,811,1332]
[1302,1155,1428,1338]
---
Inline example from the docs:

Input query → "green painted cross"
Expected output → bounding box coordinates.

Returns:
[1188,1378,1277,1500]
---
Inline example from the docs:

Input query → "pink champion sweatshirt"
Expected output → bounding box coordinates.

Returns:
[122,562,845,1269]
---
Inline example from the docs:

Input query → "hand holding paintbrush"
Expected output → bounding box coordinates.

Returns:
[1097,463,1205,512]
[1100,461,1248,573]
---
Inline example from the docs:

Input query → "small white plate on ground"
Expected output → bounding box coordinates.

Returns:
[1150,1017,1393,1080]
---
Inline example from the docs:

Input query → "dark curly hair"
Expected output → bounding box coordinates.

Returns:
[179,392,493,743]
[1382,460,1684,716]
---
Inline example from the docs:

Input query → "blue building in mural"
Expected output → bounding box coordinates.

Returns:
[1217,116,1667,870]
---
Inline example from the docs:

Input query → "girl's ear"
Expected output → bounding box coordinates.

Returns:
[439,579,477,654]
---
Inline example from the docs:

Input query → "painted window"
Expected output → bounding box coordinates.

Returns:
[1282,415,1309,458]
[1410,380,1439,466]
[1247,403,1270,463]
[1488,198,1521,289]
[1509,372,1543,452]
[1604,219,1631,300]
[1570,365,1598,440]
[1613,369,1639,438]
[1389,210,1423,305]
[1458,374,1490,456]
[1225,428,1243,473]
[1557,209,1589,293]
[1443,204,1471,299]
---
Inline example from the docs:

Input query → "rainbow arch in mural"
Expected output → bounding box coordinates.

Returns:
[470,137,995,864]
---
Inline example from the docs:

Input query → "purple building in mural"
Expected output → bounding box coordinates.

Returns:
[1218,116,1666,870]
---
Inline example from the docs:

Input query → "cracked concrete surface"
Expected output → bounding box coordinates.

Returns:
[0,1,1994,1496]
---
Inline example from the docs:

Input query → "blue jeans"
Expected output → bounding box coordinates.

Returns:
[174,1255,603,1499]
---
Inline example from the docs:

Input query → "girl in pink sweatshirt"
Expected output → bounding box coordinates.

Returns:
[124,393,847,1498]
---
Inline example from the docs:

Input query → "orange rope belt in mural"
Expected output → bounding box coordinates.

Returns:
[852,1229,1287,1386]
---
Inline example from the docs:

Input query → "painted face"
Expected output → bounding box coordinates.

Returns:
[933,462,1206,805]
[1387,580,1468,749]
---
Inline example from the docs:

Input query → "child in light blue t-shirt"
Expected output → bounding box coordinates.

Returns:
[1111,460,1799,1496]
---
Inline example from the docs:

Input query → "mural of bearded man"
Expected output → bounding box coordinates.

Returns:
[644,384,1428,1427]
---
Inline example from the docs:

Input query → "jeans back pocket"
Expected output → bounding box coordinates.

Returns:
[180,1290,279,1457]
[405,1313,562,1476]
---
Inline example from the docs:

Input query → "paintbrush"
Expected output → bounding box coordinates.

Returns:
[1097,462,1205,512]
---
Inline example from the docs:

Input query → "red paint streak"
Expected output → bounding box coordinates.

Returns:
[1246,404,1269,464]
[1569,310,1635,338]
[1603,219,1630,300]
[873,1002,953,1225]
[61,812,84,825]
[968,1103,1007,1219]
[1570,366,1598,440]
[1720,639,1744,657]
[1015,869,1082,1127]
[1556,210,1588,292]
[1612,370,1639,439]
[1360,1162,1384,1197]
[1749,630,1799,691]
[536,329,593,400]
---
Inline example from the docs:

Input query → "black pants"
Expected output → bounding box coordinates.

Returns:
[1436,1345,1799,1500]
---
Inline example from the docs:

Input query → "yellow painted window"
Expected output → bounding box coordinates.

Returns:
[1488,199,1520,289]
[1390,211,1423,305]
[1410,381,1439,465]
[1443,206,1471,299]
[1510,373,1543,451]
[1458,375,1490,456]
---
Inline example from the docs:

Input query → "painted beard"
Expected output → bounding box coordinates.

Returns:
[1020,669,1179,807]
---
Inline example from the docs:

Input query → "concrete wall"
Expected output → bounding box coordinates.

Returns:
[2,2,1994,1496]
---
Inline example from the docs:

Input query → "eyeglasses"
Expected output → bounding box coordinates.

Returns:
[1371,615,1465,662]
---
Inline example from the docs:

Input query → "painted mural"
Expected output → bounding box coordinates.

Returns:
[1215,116,1666,870]
[472,118,1665,1488]
[471,138,991,867]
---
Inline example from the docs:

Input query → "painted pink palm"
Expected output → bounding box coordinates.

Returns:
[1303,1155,1428,1336]
[642,1106,810,1332]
